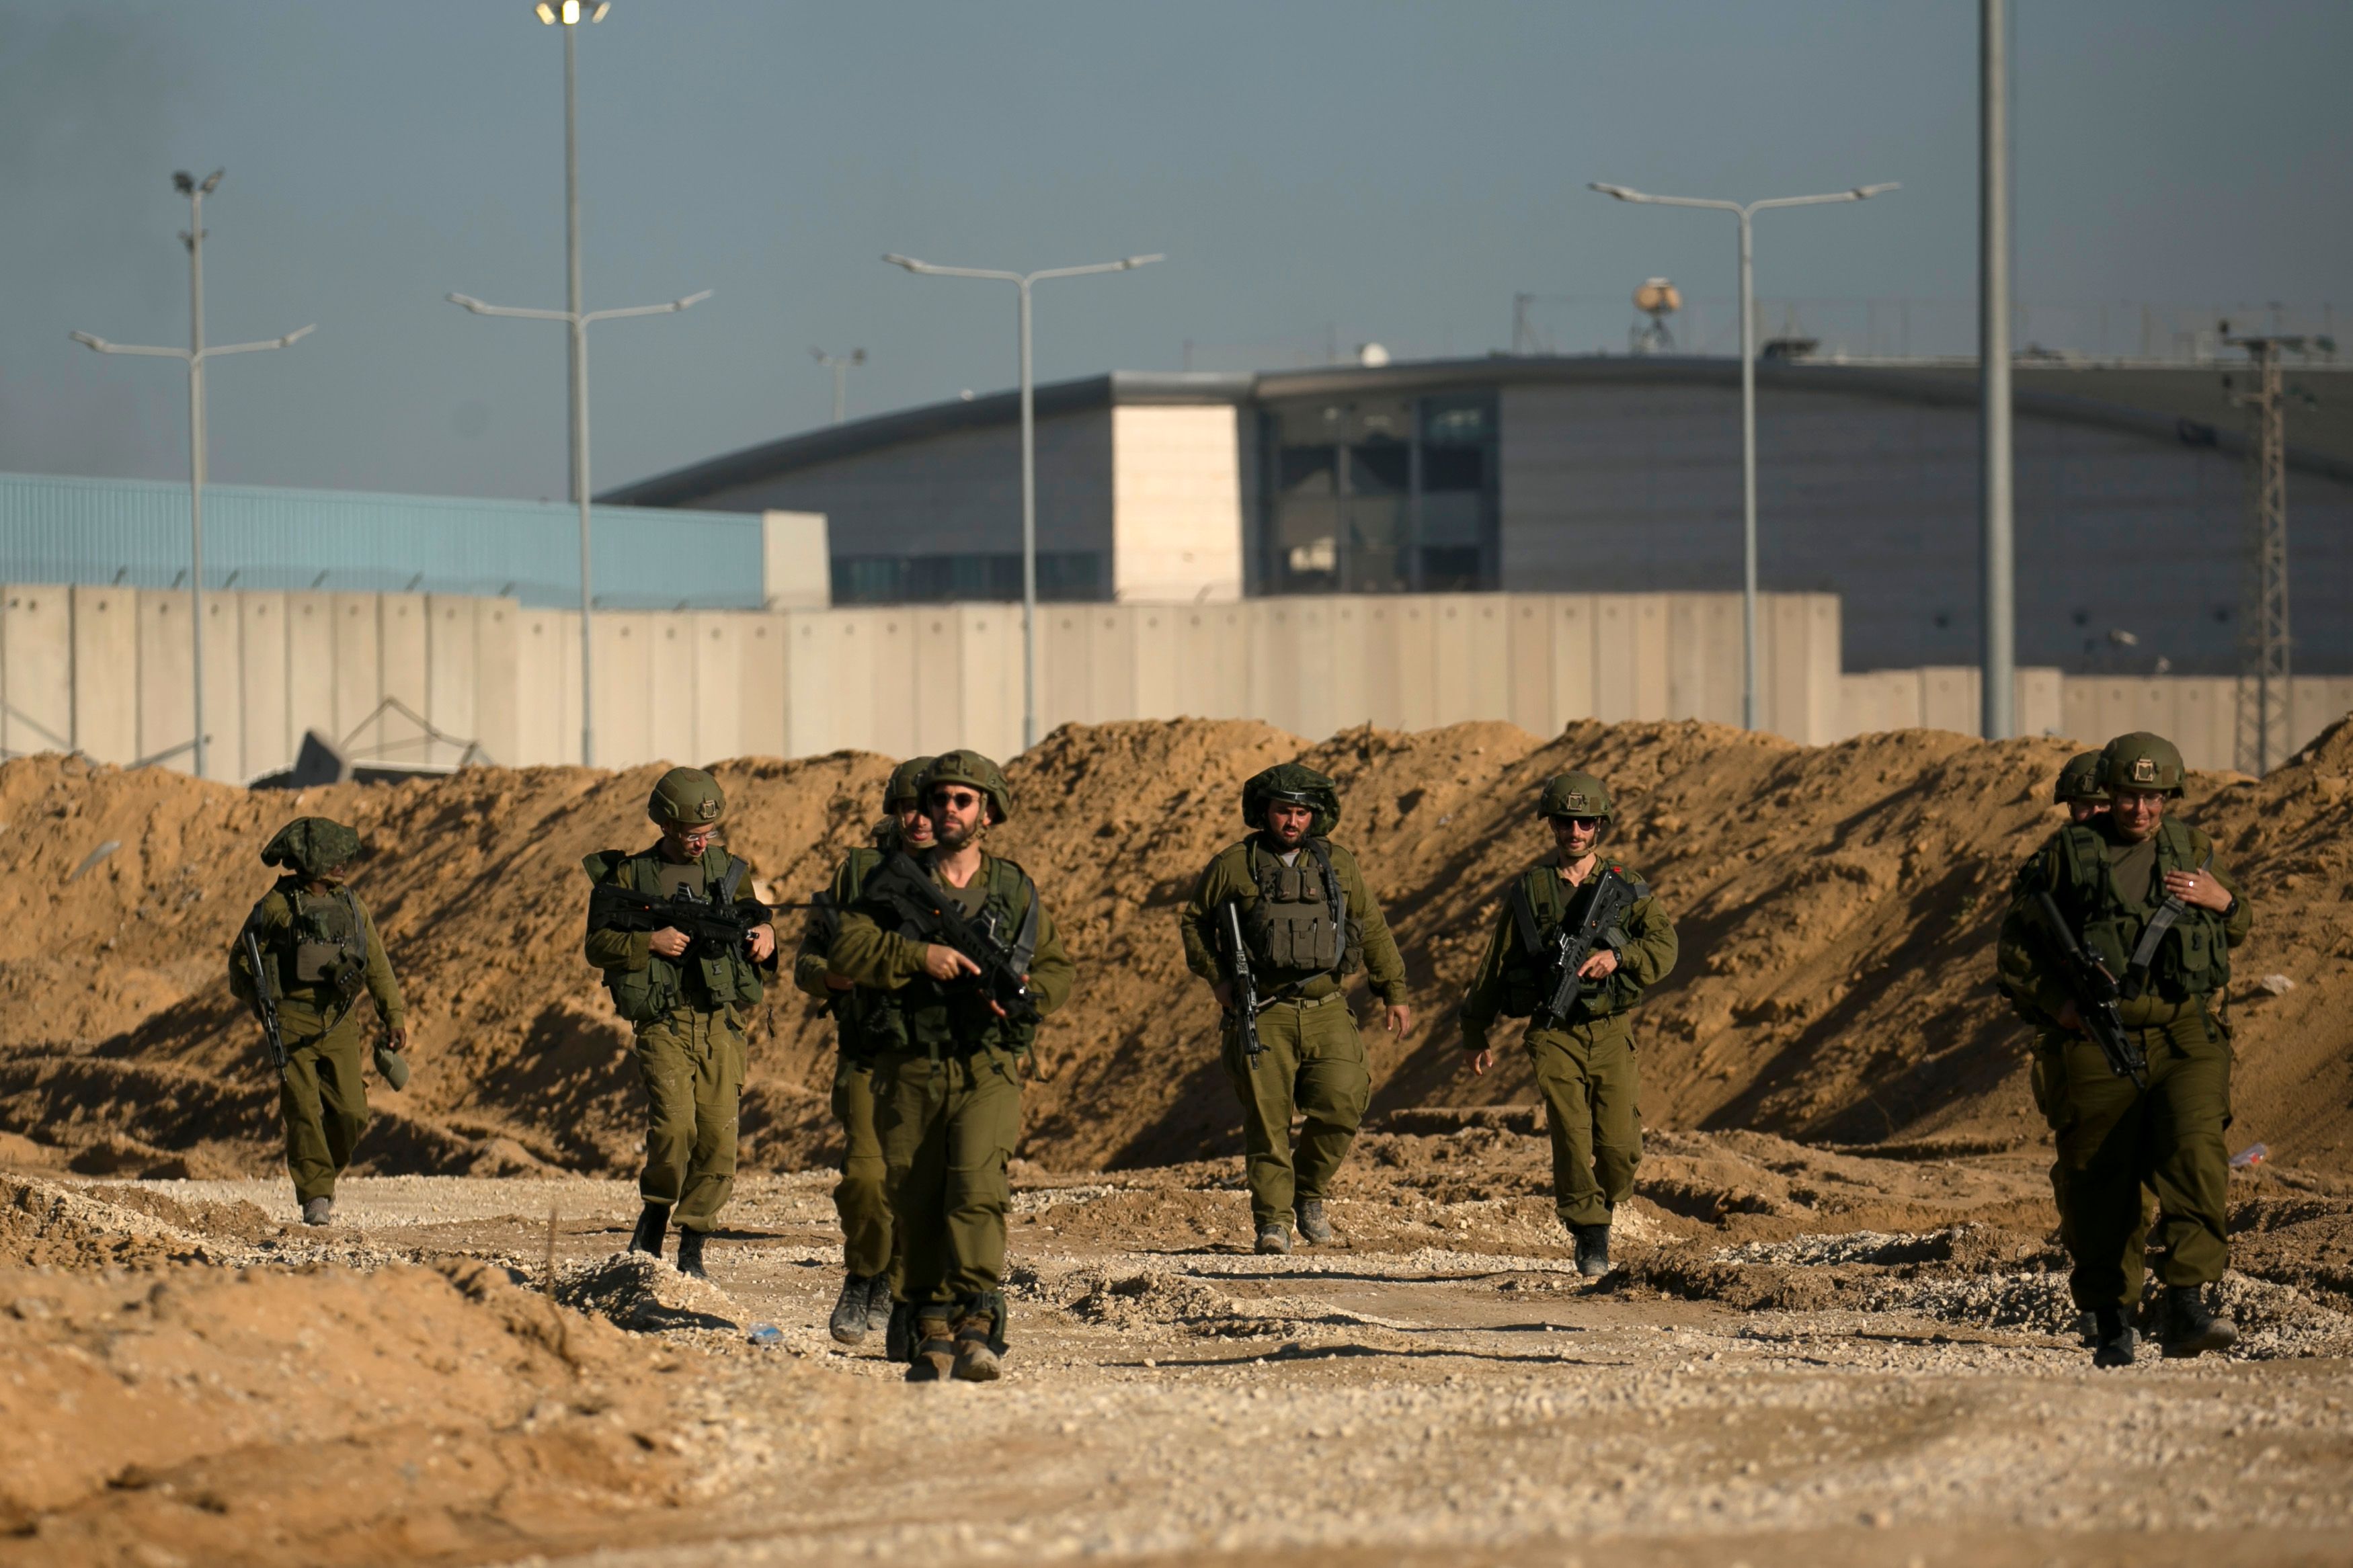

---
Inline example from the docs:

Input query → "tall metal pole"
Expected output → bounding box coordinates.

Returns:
[1979,0,2016,741]
[1587,181,1896,734]
[881,251,1164,753]
[1016,280,1037,750]
[186,182,210,780]
[73,171,312,783]
[563,20,596,766]
[1736,210,1759,732]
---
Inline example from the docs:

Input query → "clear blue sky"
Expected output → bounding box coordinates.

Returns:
[2,0,2344,501]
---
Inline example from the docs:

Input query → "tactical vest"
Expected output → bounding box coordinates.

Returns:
[869,854,1041,1057]
[245,881,369,1014]
[2050,818,2229,1003]
[1493,862,1648,1022]
[815,845,910,1058]
[591,848,766,1024]
[1238,839,1361,984]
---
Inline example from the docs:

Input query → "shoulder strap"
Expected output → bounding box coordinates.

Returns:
[1007,870,1041,972]
[1306,838,1345,925]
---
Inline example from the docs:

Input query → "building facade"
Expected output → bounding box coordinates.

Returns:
[609,356,2353,675]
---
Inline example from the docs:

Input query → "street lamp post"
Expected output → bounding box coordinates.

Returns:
[466,0,705,769]
[881,251,1164,751]
[811,347,865,425]
[447,288,710,768]
[71,169,315,781]
[1589,180,1897,732]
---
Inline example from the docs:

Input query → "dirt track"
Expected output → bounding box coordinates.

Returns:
[7,1126,2352,1567]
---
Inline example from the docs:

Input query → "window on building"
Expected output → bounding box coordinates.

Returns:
[1252,389,1499,595]
[831,551,1107,605]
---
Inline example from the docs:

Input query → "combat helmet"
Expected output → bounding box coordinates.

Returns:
[2054,750,2108,805]
[1240,763,1340,837]
[923,749,1012,825]
[648,766,726,827]
[2102,732,2187,797]
[1536,772,1613,821]
[884,755,936,811]
[260,817,362,880]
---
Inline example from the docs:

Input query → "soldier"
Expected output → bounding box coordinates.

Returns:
[826,749,1076,1383]
[227,817,409,1227]
[2039,745,2133,1346]
[1457,774,1678,1278]
[584,768,778,1279]
[1997,732,2249,1366]
[1178,764,1413,1257]
[795,755,934,1345]
[2055,749,2110,825]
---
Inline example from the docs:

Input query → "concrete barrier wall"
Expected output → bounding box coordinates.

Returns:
[1841,667,2353,773]
[20,579,2342,781]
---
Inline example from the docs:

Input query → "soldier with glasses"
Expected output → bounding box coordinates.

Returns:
[1457,773,1678,1279]
[1998,732,2251,1366]
[827,750,1076,1383]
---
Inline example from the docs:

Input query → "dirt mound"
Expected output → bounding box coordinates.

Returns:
[558,1250,740,1332]
[2,709,2349,1182]
[0,1251,765,1565]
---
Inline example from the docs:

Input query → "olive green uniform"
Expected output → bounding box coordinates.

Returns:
[585,843,776,1234]
[1458,860,1678,1229]
[1178,835,1410,1230]
[1997,815,2249,1311]
[793,841,898,1280]
[228,880,405,1204]
[827,850,1075,1319]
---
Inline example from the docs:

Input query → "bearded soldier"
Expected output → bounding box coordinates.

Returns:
[1178,764,1413,1256]
[1458,774,1677,1278]
[227,817,410,1227]
[795,755,933,1345]
[827,750,1076,1384]
[1997,733,2249,1366]
[584,768,778,1279]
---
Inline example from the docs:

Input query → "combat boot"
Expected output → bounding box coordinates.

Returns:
[2157,1284,2237,1359]
[951,1313,1003,1383]
[301,1196,334,1227]
[904,1316,956,1383]
[1254,1223,1293,1256]
[863,1274,896,1335]
[830,1274,877,1344]
[1572,1224,1611,1278]
[1295,1199,1332,1246]
[884,1301,917,1364]
[674,1228,709,1279]
[629,1204,668,1259]
[2090,1306,2138,1368]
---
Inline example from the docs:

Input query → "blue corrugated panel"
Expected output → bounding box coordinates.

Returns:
[0,471,762,609]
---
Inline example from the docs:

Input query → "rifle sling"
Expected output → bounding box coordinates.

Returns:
[2123,850,2211,993]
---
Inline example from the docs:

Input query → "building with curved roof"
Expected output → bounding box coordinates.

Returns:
[605,354,2353,675]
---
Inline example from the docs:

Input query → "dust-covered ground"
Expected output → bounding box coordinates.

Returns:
[8,1127,2352,1568]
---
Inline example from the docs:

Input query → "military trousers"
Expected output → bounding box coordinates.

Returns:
[2048,1006,2231,1311]
[1223,992,1370,1230]
[633,1007,746,1234]
[2029,1028,2149,1267]
[830,1054,895,1280]
[280,1014,370,1204]
[1525,1018,1641,1231]
[873,1044,1021,1315]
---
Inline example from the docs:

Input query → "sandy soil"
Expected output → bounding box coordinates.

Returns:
[4,712,2350,1186]
[6,1127,2350,1567]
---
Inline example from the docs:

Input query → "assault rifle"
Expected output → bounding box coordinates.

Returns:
[1532,866,1641,1032]
[2030,891,2149,1089]
[1218,899,1265,1068]
[865,853,1041,1028]
[240,925,290,1076]
[587,881,774,959]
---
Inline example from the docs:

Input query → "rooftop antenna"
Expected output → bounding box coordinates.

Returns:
[1630,278,1679,355]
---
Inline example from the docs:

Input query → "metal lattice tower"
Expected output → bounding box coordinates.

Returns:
[2225,332,2302,774]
